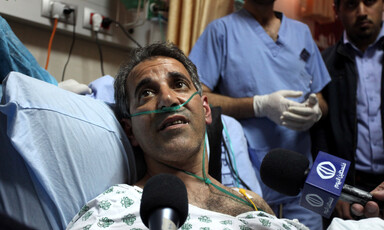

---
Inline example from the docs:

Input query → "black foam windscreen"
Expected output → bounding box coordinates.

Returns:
[260,148,309,196]
[140,173,188,228]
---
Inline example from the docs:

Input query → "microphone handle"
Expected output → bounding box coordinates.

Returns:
[341,184,384,206]
[148,207,179,230]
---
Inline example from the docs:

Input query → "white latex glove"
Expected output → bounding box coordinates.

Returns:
[281,93,322,131]
[253,90,304,125]
[58,79,92,95]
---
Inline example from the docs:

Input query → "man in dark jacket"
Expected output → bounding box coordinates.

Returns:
[312,0,384,221]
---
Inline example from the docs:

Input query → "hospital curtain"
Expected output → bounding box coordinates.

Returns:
[167,0,234,55]
[300,0,335,24]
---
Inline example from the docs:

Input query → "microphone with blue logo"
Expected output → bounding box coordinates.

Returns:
[260,148,383,218]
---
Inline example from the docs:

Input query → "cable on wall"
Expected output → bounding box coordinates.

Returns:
[61,8,76,81]
[91,13,105,77]
[45,18,58,70]
[102,18,142,48]
[94,31,105,76]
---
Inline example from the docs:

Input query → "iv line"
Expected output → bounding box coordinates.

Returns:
[181,132,259,210]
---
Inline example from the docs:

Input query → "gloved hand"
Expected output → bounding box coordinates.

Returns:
[58,79,92,95]
[253,90,304,125]
[281,93,322,131]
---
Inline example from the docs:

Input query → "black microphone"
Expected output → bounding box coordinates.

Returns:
[140,174,189,229]
[260,148,383,217]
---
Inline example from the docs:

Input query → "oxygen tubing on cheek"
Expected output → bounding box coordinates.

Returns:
[129,91,201,117]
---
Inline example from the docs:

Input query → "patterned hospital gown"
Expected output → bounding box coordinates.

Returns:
[66,184,309,230]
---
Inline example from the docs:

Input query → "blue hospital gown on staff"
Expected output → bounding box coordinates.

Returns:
[190,9,330,208]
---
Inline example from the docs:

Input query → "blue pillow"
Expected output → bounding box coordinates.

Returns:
[87,75,115,104]
[0,72,136,230]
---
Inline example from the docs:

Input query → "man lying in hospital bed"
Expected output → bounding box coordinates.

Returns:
[0,14,260,228]
[1,15,381,230]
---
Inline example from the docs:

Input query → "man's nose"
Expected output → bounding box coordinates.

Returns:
[357,2,368,16]
[157,87,180,109]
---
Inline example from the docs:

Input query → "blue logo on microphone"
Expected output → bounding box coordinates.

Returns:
[300,151,350,218]
[316,161,336,179]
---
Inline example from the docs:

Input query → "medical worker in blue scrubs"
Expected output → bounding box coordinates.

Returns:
[189,0,331,229]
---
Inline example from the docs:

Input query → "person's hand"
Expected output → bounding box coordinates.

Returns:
[351,182,384,219]
[58,79,92,95]
[280,93,322,131]
[253,90,304,125]
[334,200,354,220]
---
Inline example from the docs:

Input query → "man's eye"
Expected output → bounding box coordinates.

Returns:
[175,81,188,89]
[140,89,154,98]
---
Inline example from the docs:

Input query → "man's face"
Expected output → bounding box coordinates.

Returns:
[122,57,211,163]
[336,0,383,43]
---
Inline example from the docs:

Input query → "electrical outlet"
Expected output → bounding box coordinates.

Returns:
[41,0,76,25]
[83,7,111,34]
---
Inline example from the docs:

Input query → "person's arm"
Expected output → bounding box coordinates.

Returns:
[202,85,305,124]
[316,92,328,117]
[351,182,384,219]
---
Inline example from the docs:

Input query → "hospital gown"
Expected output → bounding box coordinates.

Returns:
[66,184,309,230]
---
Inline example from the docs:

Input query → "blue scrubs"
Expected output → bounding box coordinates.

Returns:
[0,16,57,85]
[189,9,330,230]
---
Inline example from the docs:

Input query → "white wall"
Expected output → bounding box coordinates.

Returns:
[1,0,164,84]
[6,17,129,84]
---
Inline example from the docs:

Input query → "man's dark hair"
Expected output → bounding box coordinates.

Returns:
[334,0,340,7]
[114,41,202,120]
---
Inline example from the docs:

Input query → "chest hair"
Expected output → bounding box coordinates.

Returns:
[188,185,254,216]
